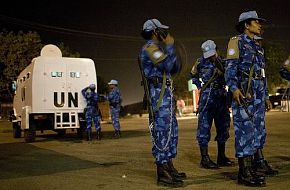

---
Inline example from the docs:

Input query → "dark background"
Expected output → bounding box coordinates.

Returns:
[1,0,289,105]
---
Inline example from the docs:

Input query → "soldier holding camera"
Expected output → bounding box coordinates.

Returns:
[139,18,185,187]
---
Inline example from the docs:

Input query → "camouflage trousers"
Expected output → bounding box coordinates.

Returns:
[150,85,178,164]
[197,89,230,147]
[85,107,100,130]
[232,81,267,157]
[152,114,178,164]
[110,105,121,131]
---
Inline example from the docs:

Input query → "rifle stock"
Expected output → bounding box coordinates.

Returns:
[138,56,155,122]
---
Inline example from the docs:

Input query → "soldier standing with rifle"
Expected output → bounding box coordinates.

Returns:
[225,10,278,187]
[138,18,185,187]
[190,40,233,169]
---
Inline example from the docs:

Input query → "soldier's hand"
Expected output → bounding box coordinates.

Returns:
[232,89,244,105]
[163,34,174,45]
[265,99,272,111]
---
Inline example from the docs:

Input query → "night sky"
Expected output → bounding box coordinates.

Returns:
[1,0,289,105]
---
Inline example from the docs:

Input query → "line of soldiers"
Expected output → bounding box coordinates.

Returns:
[139,10,287,188]
[81,79,122,141]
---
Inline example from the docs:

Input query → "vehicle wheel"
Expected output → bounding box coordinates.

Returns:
[76,128,83,138]
[24,129,36,143]
[77,120,86,139]
[12,123,21,138]
[57,129,66,137]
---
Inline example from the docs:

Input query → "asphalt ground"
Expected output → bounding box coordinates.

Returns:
[0,111,289,190]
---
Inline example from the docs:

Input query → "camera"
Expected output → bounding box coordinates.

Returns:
[154,28,168,41]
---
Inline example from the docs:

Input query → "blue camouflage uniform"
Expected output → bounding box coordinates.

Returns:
[140,39,179,165]
[191,56,230,148]
[108,87,122,131]
[81,87,100,131]
[225,34,268,158]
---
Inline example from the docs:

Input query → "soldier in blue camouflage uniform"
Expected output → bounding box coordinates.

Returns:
[139,18,185,187]
[225,11,278,187]
[82,84,101,141]
[108,79,122,138]
[279,55,290,81]
[191,40,233,169]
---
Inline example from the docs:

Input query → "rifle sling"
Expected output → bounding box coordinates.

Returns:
[245,55,256,97]
[200,71,218,94]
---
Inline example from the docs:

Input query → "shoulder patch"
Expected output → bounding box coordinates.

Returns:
[144,44,167,65]
[226,36,239,59]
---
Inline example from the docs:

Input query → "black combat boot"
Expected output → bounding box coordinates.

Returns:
[238,156,266,186]
[167,159,187,180]
[96,128,101,140]
[156,163,183,187]
[217,142,234,166]
[86,128,92,141]
[114,130,121,138]
[249,156,266,183]
[200,147,219,169]
[253,149,278,176]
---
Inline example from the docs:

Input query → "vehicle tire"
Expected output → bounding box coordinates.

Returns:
[24,129,36,143]
[57,129,66,137]
[12,123,21,138]
[77,119,86,139]
[77,128,83,138]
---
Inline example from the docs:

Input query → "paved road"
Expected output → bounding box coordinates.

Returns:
[0,111,289,190]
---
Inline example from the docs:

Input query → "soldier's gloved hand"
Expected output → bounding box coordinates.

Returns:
[163,34,174,45]
[265,99,272,111]
[232,89,244,105]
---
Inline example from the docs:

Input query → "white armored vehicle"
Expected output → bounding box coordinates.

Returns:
[11,44,97,142]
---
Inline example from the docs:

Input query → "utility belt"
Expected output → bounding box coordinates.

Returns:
[239,69,265,80]
[205,83,225,89]
[147,77,172,87]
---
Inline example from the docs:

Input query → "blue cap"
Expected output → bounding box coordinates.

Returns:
[239,11,266,23]
[108,79,118,85]
[201,40,217,59]
[89,84,96,89]
[143,19,169,31]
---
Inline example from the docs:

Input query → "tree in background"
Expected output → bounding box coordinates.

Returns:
[0,30,80,101]
[58,42,80,58]
[172,41,193,99]
[172,62,192,99]
[0,30,42,101]
[264,42,288,94]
